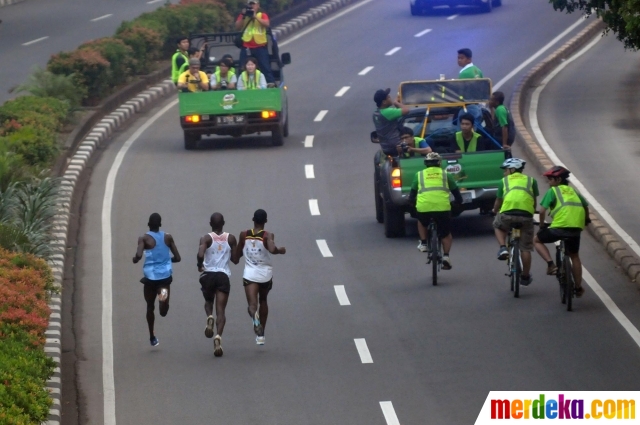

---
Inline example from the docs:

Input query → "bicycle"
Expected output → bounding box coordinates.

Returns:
[555,238,575,311]
[426,218,442,286]
[505,223,523,298]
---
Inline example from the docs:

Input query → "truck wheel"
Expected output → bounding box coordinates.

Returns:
[272,124,284,146]
[374,172,384,224]
[479,0,492,13]
[492,0,501,6]
[184,131,200,150]
[383,190,405,238]
[410,4,420,15]
[283,115,289,137]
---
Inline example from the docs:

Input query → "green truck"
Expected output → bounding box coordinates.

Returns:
[178,32,291,150]
[372,79,508,237]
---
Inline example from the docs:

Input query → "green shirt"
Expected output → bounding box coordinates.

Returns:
[459,64,483,79]
[495,104,508,127]
[379,107,403,120]
[411,169,458,191]
[496,174,539,199]
[540,185,588,210]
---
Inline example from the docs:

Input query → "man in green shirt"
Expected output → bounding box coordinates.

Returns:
[457,48,483,79]
[534,166,590,297]
[489,91,514,150]
[373,88,412,156]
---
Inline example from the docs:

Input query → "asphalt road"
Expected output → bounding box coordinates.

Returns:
[537,33,640,255]
[66,1,640,424]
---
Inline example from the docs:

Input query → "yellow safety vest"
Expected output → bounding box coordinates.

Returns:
[241,12,267,46]
[171,50,188,83]
[214,68,236,85]
[500,173,535,214]
[549,185,585,229]
[416,167,451,213]
[240,70,262,90]
[455,131,480,152]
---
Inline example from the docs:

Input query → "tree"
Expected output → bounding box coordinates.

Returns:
[549,0,640,50]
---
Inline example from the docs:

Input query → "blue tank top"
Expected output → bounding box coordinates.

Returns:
[143,231,172,280]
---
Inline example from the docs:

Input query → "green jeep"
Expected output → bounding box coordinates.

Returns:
[372,79,508,237]
[178,32,291,149]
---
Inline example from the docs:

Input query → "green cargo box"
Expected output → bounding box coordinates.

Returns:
[178,89,283,116]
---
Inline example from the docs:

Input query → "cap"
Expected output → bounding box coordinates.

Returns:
[247,0,257,4]
[252,209,267,224]
[188,58,201,66]
[374,88,390,107]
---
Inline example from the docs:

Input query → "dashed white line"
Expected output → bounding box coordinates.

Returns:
[316,240,333,257]
[380,401,401,425]
[305,164,315,179]
[447,14,459,20]
[309,199,320,216]
[147,0,163,3]
[354,339,373,363]
[335,86,351,97]
[91,14,113,22]
[385,47,401,56]
[334,285,351,305]
[304,135,314,148]
[314,110,328,122]
[22,36,49,46]
[358,66,374,76]
[414,28,432,37]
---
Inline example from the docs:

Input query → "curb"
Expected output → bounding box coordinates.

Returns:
[509,18,640,283]
[0,0,25,7]
[42,0,366,423]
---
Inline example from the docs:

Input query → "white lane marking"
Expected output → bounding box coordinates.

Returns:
[493,16,586,90]
[101,99,179,425]
[414,28,432,37]
[22,36,49,46]
[316,240,333,257]
[385,47,401,56]
[335,86,351,97]
[354,339,373,363]
[309,199,320,216]
[334,285,351,305]
[304,135,314,148]
[305,164,315,179]
[314,110,328,122]
[91,14,113,22]
[147,0,162,3]
[447,14,459,20]
[279,0,375,46]
[380,401,401,425]
[358,66,374,76]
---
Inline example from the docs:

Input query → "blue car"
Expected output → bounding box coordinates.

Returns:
[410,0,501,15]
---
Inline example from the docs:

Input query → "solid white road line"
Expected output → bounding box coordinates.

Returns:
[380,401,401,425]
[304,135,314,148]
[493,16,586,90]
[101,99,179,425]
[447,14,459,20]
[91,14,113,22]
[414,28,432,37]
[358,66,374,76]
[335,86,350,97]
[334,285,351,305]
[385,47,401,56]
[316,240,333,257]
[314,110,328,122]
[354,339,373,363]
[309,199,320,216]
[305,164,315,179]
[22,36,49,46]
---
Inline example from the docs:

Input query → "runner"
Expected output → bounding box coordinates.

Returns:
[197,212,238,357]
[234,209,285,345]
[132,213,181,347]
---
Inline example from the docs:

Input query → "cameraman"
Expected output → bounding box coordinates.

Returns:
[211,58,237,90]
[177,58,209,93]
[235,1,275,85]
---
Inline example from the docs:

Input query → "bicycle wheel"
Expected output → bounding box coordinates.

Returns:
[565,255,574,311]
[556,248,566,304]
[430,225,439,286]
[512,241,521,298]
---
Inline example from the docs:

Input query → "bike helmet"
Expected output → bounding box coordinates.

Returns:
[500,158,525,170]
[543,165,571,179]
[424,152,441,166]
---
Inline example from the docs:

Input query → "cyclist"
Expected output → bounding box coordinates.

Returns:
[533,166,590,297]
[492,158,539,286]
[409,152,463,269]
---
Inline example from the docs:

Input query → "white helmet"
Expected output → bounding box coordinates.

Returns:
[501,158,525,170]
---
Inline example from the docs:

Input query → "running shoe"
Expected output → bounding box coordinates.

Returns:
[546,264,558,275]
[417,241,428,252]
[497,246,508,261]
[256,336,265,345]
[204,315,215,338]
[150,336,159,347]
[442,255,452,270]
[159,288,168,302]
[213,335,223,357]
[253,312,263,336]
[575,286,585,298]
[520,274,533,286]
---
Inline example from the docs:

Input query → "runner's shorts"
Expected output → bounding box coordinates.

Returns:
[416,211,451,239]
[140,276,172,289]
[199,271,231,294]
[536,227,581,254]
[243,278,273,291]
[493,214,534,251]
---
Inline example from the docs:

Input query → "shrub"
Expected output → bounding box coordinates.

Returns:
[115,24,164,73]
[15,67,85,111]
[47,48,111,104]
[0,142,29,191]
[79,37,135,87]
[2,127,58,167]
[0,96,69,130]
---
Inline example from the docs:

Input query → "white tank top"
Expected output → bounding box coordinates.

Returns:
[203,232,231,276]
[242,229,273,283]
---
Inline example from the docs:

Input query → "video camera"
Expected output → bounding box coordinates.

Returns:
[243,5,255,18]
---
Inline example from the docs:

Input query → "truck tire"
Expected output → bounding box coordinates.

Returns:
[492,0,501,6]
[374,172,384,224]
[272,124,284,146]
[283,115,289,138]
[410,4,420,15]
[184,131,200,150]
[383,189,405,238]
[479,0,492,13]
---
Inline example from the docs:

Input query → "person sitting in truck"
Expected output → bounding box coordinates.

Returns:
[211,58,237,90]
[373,88,412,156]
[237,57,267,90]
[178,47,205,75]
[398,127,432,157]
[177,58,209,93]
[450,113,490,153]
